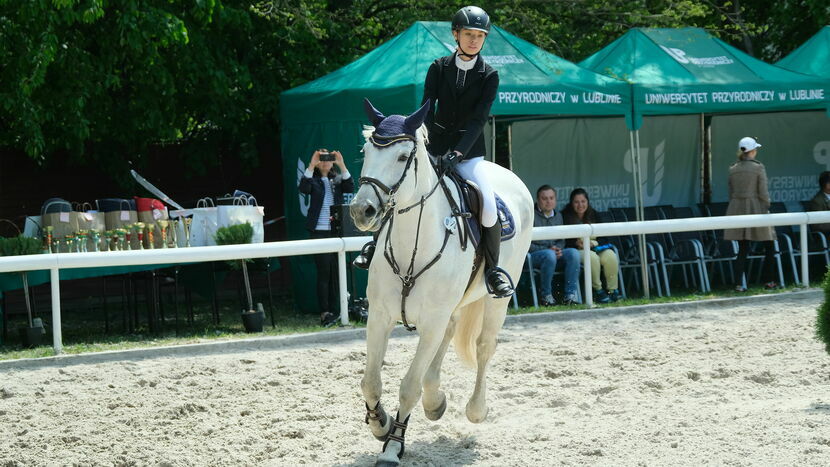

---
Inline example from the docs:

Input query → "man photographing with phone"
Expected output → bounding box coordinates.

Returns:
[298,148,354,326]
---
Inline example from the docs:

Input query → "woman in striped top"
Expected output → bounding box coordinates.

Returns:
[298,149,354,325]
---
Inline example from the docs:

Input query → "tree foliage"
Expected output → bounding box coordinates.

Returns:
[0,0,824,176]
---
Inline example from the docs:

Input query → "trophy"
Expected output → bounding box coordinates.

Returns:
[104,230,114,252]
[90,229,101,252]
[64,233,76,253]
[146,224,155,249]
[43,226,54,253]
[170,218,179,247]
[134,222,146,250]
[183,217,192,247]
[158,220,169,248]
[114,228,126,251]
[125,226,133,250]
[77,230,88,253]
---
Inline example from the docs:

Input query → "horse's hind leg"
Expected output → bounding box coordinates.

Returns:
[421,314,457,421]
[362,312,396,440]
[466,298,508,423]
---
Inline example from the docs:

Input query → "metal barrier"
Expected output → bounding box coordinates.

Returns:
[2,211,830,354]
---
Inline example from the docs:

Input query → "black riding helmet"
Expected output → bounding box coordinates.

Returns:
[452,6,490,58]
[451,6,491,34]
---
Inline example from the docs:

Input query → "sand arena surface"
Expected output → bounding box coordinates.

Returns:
[1,292,829,466]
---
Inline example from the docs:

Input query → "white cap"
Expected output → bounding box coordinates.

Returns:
[738,136,761,152]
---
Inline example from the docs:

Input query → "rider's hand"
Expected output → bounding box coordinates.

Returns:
[438,150,462,175]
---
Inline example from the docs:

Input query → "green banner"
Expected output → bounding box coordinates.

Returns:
[711,111,830,208]
[512,115,701,211]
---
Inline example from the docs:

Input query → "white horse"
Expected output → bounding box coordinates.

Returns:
[350,99,533,466]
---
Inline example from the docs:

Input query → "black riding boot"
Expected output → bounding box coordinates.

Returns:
[483,224,514,298]
[353,240,376,270]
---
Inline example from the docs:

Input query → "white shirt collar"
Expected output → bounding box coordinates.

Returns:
[455,54,477,71]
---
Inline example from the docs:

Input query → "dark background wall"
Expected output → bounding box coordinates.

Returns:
[0,143,285,241]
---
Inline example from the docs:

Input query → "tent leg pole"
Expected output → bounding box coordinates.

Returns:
[635,130,649,299]
[630,130,649,299]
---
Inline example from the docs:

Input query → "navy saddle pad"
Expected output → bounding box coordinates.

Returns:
[450,175,516,249]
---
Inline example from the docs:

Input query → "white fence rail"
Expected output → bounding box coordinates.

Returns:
[2,211,830,355]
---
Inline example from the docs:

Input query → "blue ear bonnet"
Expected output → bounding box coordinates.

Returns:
[363,98,430,148]
[376,115,411,138]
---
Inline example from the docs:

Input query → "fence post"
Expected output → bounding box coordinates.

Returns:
[338,249,349,325]
[800,223,809,287]
[50,267,63,355]
[583,236,593,307]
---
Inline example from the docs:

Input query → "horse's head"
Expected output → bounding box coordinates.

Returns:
[350,99,431,232]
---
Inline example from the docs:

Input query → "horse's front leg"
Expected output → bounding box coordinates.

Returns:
[376,315,450,467]
[362,310,396,441]
[421,315,457,421]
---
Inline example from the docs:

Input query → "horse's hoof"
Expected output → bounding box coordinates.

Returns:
[424,392,447,421]
[374,461,400,467]
[466,402,489,424]
[375,447,402,467]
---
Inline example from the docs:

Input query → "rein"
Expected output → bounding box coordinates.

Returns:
[358,133,467,332]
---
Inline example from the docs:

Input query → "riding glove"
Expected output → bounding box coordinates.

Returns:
[437,150,462,175]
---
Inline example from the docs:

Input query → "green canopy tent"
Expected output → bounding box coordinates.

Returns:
[578,27,830,295]
[581,27,830,127]
[777,26,830,78]
[280,21,630,312]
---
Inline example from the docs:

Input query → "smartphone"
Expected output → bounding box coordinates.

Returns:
[319,152,335,162]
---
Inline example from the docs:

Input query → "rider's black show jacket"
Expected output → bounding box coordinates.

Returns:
[421,53,499,160]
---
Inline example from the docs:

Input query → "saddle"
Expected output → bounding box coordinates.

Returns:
[445,170,516,250]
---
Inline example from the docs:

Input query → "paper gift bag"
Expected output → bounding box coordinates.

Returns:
[99,199,139,249]
[169,198,218,247]
[217,194,265,243]
[190,198,219,246]
[135,197,168,248]
[72,202,106,251]
[41,198,79,251]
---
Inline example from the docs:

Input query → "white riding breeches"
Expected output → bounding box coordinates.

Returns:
[456,156,497,228]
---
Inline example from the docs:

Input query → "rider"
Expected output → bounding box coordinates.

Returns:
[353,5,514,298]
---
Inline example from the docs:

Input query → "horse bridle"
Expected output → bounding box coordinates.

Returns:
[358,133,419,219]
[357,131,461,331]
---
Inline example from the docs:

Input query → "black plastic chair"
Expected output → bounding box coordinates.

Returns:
[605,208,664,296]
[656,206,710,293]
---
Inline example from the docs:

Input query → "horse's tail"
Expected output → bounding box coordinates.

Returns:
[453,298,486,368]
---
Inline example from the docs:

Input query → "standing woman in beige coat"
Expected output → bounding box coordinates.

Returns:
[723,137,778,292]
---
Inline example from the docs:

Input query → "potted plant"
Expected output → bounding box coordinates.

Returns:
[0,234,45,347]
[214,222,265,332]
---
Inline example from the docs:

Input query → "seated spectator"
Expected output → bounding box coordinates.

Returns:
[562,188,620,304]
[808,171,830,233]
[529,185,580,306]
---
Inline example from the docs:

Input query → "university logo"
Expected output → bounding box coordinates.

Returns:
[297,158,310,217]
[813,141,830,170]
[659,45,733,66]
[623,140,665,205]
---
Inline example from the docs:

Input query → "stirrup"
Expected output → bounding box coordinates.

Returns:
[485,266,515,298]
[353,241,375,270]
